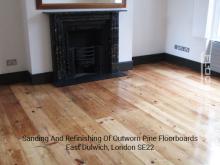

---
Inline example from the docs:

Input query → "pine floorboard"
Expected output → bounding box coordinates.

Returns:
[0,62,220,165]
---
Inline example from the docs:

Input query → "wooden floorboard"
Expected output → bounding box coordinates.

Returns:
[1,62,220,165]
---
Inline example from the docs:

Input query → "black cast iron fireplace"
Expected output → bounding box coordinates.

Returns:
[48,12,124,86]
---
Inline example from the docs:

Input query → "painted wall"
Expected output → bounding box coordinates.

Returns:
[133,0,167,57]
[0,0,27,74]
[0,0,211,75]
[23,0,133,74]
[165,0,209,62]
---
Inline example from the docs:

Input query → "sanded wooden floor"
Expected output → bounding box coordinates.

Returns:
[1,62,220,165]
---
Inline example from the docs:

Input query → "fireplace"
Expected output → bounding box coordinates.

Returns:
[48,12,124,86]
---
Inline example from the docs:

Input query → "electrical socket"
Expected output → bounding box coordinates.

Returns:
[7,59,17,66]
[174,45,190,53]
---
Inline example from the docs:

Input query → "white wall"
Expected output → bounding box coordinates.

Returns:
[23,0,52,74]
[133,0,167,57]
[0,0,211,75]
[0,0,27,74]
[119,0,133,62]
[165,0,209,62]
[23,0,133,74]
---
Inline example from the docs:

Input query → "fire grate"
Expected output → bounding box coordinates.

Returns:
[75,46,96,67]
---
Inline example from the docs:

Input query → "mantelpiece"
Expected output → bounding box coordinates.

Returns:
[45,11,126,86]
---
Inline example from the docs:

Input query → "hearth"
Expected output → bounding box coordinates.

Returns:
[48,12,124,86]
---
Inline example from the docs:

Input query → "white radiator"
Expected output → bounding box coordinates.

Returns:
[211,41,220,73]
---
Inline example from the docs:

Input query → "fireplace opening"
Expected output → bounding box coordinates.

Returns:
[49,12,122,86]
[67,24,111,78]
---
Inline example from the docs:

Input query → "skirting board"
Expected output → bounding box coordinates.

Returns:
[0,62,133,85]
[165,54,220,77]
[165,54,202,72]
[0,71,29,85]
[29,72,53,85]
[133,53,165,66]
[118,61,133,71]
[29,61,133,84]
[133,53,216,74]
[1,55,220,85]
[28,56,160,85]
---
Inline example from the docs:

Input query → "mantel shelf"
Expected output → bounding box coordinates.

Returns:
[43,8,128,14]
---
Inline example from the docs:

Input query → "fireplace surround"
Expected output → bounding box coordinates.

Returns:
[47,11,124,86]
